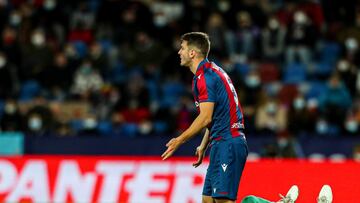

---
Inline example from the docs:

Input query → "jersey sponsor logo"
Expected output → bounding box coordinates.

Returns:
[221,164,228,172]
[231,122,244,129]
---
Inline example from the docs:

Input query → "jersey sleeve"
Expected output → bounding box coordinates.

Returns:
[197,71,217,103]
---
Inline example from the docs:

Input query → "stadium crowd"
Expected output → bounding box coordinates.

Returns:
[0,0,359,157]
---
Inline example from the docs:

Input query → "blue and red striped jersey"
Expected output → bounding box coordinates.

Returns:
[192,59,245,141]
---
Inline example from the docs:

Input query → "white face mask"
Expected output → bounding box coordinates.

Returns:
[345,38,358,51]
[269,19,279,30]
[84,118,97,129]
[28,117,42,131]
[245,75,260,88]
[0,56,6,68]
[9,13,21,26]
[293,97,306,110]
[44,0,56,10]
[31,33,45,47]
[345,120,358,133]
[4,103,16,114]
[316,120,328,134]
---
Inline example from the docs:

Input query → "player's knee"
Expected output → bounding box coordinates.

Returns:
[241,195,259,203]
[202,195,214,203]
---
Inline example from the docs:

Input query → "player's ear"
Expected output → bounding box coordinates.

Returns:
[189,49,196,58]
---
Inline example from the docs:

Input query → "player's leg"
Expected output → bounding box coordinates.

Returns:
[241,185,299,203]
[212,137,248,201]
[241,195,272,203]
[202,195,215,203]
[214,197,235,203]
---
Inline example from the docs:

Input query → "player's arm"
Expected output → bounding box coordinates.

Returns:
[162,102,214,160]
[193,128,210,167]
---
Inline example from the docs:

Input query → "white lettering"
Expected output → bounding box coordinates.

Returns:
[96,161,135,202]
[6,160,50,202]
[53,161,96,203]
[127,162,171,203]
[171,164,206,203]
[0,160,16,193]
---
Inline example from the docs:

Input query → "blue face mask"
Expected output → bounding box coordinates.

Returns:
[28,118,42,131]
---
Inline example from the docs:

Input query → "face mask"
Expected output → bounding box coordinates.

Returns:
[266,102,277,114]
[81,65,92,75]
[31,33,45,47]
[316,120,328,134]
[345,120,358,133]
[293,97,305,110]
[139,121,152,134]
[4,103,16,114]
[345,38,358,51]
[83,118,97,129]
[337,60,349,71]
[0,56,6,68]
[218,1,230,12]
[28,117,42,131]
[9,13,21,26]
[269,19,279,30]
[154,15,167,27]
[245,75,260,88]
[44,0,56,10]
[278,137,289,148]
[294,11,306,24]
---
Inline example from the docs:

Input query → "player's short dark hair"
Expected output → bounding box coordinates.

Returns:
[181,32,210,58]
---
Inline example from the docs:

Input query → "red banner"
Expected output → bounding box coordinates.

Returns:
[0,156,358,203]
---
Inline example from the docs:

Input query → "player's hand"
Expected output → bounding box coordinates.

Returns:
[161,138,182,160]
[192,146,205,168]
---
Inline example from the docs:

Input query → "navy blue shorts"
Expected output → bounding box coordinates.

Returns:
[202,136,248,200]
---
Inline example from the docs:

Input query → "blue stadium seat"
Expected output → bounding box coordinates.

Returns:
[19,80,41,101]
[120,123,138,137]
[69,119,83,133]
[97,120,113,136]
[72,41,88,58]
[312,61,335,77]
[283,63,306,84]
[305,81,327,99]
[318,41,340,65]
[160,82,185,108]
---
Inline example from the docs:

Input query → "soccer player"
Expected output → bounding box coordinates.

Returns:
[161,32,248,203]
[241,184,333,203]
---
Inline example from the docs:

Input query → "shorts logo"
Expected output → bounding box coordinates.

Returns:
[213,188,217,193]
[198,74,201,79]
[221,164,228,172]
[194,102,199,107]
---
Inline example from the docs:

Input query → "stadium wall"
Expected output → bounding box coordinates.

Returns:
[0,156,358,203]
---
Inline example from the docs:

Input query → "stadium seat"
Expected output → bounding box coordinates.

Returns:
[278,84,299,106]
[305,80,327,99]
[97,120,113,137]
[318,41,341,65]
[258,62,280,83]
[283,63,307,84]
[19,80,41,101]
[120,123,138,137]
[72,41,88,58]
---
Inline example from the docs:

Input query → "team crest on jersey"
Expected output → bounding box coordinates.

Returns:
[194,101,199,107]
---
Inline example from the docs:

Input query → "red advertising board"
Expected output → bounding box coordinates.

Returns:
[0,156,358,203]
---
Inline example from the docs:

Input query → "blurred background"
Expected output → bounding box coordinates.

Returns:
[0,0,359,160]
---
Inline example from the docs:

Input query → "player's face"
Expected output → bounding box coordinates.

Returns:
[178,41,191,67]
